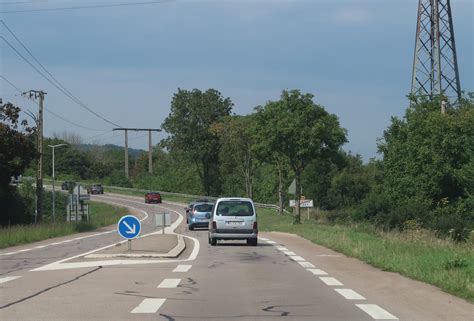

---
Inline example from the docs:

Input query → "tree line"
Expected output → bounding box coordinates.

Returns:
[1,90,473,241]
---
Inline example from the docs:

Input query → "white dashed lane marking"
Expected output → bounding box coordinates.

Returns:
[173,265,192,273]
[297,261,315,268]
[0,276,21,284]
[308,269,328,276]
[131,298,166,314]
[158,278,181,288]
[319,277,343,286]
[335,289,366,300]
[289,255,305,262]
[264,237,398,320]
[356,304,398,320]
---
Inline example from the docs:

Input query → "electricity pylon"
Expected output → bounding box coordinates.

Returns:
[411,0,462,106]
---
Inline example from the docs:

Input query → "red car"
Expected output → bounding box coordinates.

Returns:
[145,192,162,204]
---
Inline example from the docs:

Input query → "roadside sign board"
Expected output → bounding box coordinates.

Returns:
[117,215,141,239]
[155,213,172,227]
[289,199,314,208]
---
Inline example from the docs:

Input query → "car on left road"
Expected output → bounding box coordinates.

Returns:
[145,192,162,203]
[87,184,104,194]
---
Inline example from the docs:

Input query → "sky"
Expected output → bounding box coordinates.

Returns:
[1,0,473,161]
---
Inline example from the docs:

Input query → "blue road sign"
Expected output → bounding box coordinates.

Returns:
[117,215,141,239]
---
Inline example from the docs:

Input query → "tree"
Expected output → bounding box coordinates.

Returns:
[211,115,256,199]
[378,95,474,204]
[0,101,37,225]
[161,89,233,195]
[254,90,347,223]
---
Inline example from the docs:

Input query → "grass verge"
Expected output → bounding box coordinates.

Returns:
[258,208,474,302]
[0,201,128,249]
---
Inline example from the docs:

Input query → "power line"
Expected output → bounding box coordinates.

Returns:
[1,35,122,127]
[0,0,175,14]
[1,74,107,132]
[45,108,107,132]
[2,20,85,107]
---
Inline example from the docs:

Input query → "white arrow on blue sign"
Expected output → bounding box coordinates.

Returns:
[117,215,141,239]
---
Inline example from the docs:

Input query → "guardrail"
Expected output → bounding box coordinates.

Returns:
[28,177,289,214]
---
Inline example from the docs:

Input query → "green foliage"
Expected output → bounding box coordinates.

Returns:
[258,208,474,302]
[0,101,37,226]
[378,96,473,203]
[212,115,257,198]
[444,257,469,270]
[254,89,347,223]
[161,88,233,195]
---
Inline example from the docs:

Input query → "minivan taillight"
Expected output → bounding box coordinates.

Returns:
[212,221,217,230]
[253,221,258,230]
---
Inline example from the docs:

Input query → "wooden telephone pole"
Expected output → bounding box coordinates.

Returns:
[23,90,46,223]
[113,128,161,178]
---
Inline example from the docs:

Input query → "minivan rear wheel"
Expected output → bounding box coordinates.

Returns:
[210,238,217,246]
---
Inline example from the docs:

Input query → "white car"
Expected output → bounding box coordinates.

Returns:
[208,197,258,246]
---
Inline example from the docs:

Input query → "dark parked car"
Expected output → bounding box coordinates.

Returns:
[87,184,104,194]
[145,192,162,204]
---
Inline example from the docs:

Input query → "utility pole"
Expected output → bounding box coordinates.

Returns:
[124,129,129,179]
[23,90,46,223]
[48,144,67,222]
[148,129,152,174]
[113,128,161,178]
[411,0,462,106]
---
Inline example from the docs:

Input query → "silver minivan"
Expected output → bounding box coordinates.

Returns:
[208,197,258,246]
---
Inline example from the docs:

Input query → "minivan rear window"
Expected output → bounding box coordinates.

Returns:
[217,201,254,217]
[194,204,213,212]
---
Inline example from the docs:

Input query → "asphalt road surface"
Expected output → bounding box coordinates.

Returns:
[1,193,472,321]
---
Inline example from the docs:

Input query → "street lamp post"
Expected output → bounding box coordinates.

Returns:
[48,144,67,222]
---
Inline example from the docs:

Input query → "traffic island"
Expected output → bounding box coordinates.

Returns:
[84,233,185,259]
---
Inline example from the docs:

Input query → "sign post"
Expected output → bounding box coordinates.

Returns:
[155,213,171,234]
[117,215,141,251]
[289,199,314,220]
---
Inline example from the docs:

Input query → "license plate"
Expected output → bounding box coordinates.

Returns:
[227,221,242,225]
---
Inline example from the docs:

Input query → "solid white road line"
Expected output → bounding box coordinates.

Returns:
[258,237,269,241]
[276,246,288,251]
[158,278,181,288]
[0,194,152,258]
[173,265,192,273]
[266,240,277,244]
[0,276,21,284]
[283,251,296,256]
[289,255,305,262]
[297,261,315,268]
[307,269,328,275]
[131,298,166,313]
[355,304,398,320]
[319,277,343,286]
[335,289,366,300]
[31,199,201,271]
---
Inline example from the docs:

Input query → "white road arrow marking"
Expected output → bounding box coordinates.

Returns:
[123,221,136,234]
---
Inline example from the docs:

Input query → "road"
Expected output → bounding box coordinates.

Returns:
[0,193,472,321]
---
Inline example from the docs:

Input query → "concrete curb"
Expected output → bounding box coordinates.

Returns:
[84,234,186,259]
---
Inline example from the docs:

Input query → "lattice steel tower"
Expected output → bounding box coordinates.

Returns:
[411,0,462,104]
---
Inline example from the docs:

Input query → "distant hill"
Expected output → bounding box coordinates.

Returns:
[78,144,146,159]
